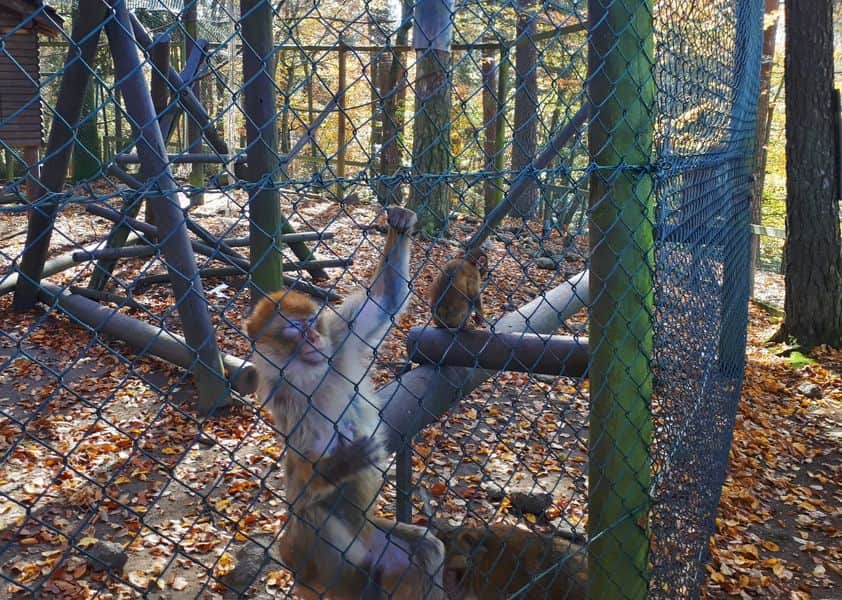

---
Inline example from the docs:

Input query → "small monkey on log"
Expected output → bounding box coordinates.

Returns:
[436,523,587,600]
[245,207,444,599]
[430,248,488,330]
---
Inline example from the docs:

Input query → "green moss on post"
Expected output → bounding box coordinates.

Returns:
[72,81,101,182]
[241,0,284,301]
[586,0,655,598]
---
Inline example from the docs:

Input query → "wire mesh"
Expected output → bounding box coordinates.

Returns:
[0,0,761,597]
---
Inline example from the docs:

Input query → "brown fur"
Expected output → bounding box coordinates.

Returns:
[436,524,587,600]
[430,248,487,330]
[245,207,444,600]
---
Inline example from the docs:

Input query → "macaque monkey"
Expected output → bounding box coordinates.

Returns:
[430,248,488,330]
[244,207,444,599]
[436,524,587,600]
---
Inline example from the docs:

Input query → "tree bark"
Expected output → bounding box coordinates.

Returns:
[377,0,411,206]
[408,48,452,236]
[750,0,781,294]
[778,0,842,347]
[511,0,539,218]
[481,50,499,216]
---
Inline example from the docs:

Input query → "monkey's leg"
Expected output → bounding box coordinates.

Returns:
[361,520,446,600]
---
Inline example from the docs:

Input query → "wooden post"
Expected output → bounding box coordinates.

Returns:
[511,0,539,219]
[87,192,145,291]
[13,1,108,310]
[105,0,229,413]
[336,41,348,197]
[241,0,284,302]
[128,13,229,157]
[150,34,171,117]
[587,0,654,597]
[148,34,171,227]
[377,0,411,205]
[408,0,455,237]
[306,60,317,158]
[491,49,510,212]
[184,0,204,205]
[23,146,39,205]
[481,49,499,216]
[467,104,589,250]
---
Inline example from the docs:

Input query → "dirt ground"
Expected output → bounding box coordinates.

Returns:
[0,190,838,598]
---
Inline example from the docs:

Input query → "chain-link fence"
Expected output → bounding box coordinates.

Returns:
[0,0,761,597]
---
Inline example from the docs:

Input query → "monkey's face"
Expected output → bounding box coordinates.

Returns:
[245,291,328,366]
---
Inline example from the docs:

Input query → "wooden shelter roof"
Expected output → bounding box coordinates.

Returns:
[0,0,63,37]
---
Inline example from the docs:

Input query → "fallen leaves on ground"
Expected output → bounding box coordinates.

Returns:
[703,300,841,598]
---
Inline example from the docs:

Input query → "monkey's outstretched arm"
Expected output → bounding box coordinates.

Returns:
[335,207,416,349]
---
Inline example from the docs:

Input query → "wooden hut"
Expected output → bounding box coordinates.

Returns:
[0,0,63,192]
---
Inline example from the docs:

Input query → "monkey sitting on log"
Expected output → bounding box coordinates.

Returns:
[244,207,444,599]
[430,248,488,330]
[436,523,587,600]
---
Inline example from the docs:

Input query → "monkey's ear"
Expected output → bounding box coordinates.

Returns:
[243,296,274,339]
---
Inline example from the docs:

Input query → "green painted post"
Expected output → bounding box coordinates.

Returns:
[241,0,284,301]
[490,49,510,212]
[586,0,655,597]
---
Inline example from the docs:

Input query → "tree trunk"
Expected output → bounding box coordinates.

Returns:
[377,0,411,205]
[511,0,539,219]
[481,50,499,216]
[408,48,452,236]
[778,0,842,347]
[750,0,781,293]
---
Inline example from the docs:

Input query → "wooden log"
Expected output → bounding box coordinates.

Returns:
[115,153,245,165]
[106,0,228,413]
[85,203,341,301]
[223,231,336,246]
[185,217,241,258]
[68,285,146,310]
[378,270,590,453]
[0,234,140,296]
[132,267,339,300]
[468,103,590,250]
[73,245,157,262]
[128,12,229,156]
[106,164,142,189]
[38,283,257,396]
[12,1,108,309]
[406,328,589,376]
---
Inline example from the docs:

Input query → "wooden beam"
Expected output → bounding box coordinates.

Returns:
[12,1,108,309]
[106,0,228,413]
[406,327,589,376]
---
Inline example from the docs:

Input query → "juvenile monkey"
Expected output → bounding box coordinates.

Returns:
[430,248,488,330]
[244,207,444,599]
[436,524,587,600]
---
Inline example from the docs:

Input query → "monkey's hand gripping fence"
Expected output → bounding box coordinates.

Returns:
[0,0,761,597]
